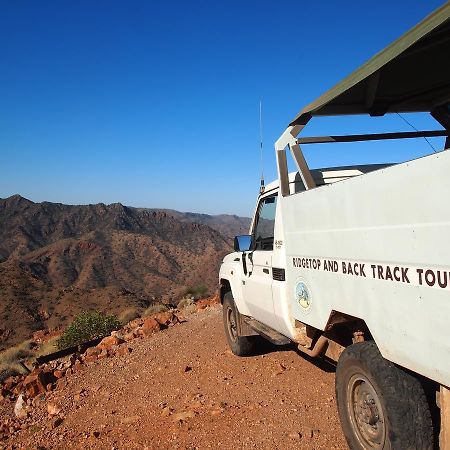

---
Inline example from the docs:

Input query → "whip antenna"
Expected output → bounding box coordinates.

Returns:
[259,100,265,194]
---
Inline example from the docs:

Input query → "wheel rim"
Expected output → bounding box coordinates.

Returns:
[346,373,386,449]
[226,306,238,342]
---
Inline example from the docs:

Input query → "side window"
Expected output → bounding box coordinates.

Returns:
[253,194,277,251]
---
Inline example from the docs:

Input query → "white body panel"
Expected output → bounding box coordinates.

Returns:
[282,151,450,387]
[220,150,450,388]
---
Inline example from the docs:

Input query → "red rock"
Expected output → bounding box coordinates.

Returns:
[53,369,65,379]
[153,311,176,327]
[124,332,136,342]
[174,312,187,323]
[49,417,63,429]
[116,346,132,356]
[111,331,125,340]
[97,335,124,350]
[97,349,109,360]
[85,347,101,357]
[23,372,47,398]
[47,401,62,416]
[196,295,220,311]
[134,328,144,338]
[129,318,144,329]
[32,330,47,342]
[142,318,160,335]
[3,376,18,391]
[73,361,84,372]
[84,355,98,363]
[12,382,24,395]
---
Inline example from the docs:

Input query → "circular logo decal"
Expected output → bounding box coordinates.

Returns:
[295,281,311,310]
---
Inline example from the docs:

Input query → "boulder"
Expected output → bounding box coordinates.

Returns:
[153,311,176,327]
[128,318,144,329]
[97,335,124,350]
[116,346,132,356]
[23,371,47,398]
[142,318,160,336]
[123,331,136,342]
[196,295,220,311]
[53,369,65,379]
[97,349,109,360]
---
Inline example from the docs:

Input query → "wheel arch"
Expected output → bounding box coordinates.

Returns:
[219,278,231,304]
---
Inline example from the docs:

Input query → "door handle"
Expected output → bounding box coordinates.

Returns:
[263,268,270,274]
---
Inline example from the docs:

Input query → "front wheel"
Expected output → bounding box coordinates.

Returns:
[335,341,433,450]
[222,292,258,356]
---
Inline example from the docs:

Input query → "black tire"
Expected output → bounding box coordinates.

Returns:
[222,292,258,356]
[335,341,433,450]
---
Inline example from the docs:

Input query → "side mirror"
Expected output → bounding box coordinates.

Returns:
[234,235,252,252]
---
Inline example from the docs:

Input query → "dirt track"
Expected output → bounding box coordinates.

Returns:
[4,305,347,449]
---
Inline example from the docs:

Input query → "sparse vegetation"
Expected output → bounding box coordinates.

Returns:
[182,284,209,299]
[34,337,59,358]
[176,297,197,314]
[0,340,34,382]
[118,307,142,324]
[177,297,194,310]
[142,303,168,317]
[56,311,121,350]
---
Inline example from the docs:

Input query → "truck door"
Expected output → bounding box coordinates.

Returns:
[243,193,277,327]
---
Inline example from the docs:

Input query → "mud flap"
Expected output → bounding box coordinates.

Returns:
[441,385,450,450]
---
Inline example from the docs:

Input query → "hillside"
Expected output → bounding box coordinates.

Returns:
[144,209,251,239]
[0,195,249,348]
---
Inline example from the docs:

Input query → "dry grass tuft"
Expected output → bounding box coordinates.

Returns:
[177,298,194,310]
[0,336,60,382]
[0,340,34,382]
[142,303,168,317]
[119,307,142,324]
[34,337,59,358]
[176,298,197,315]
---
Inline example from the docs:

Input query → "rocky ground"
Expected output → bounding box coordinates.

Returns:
[0,304,346,449]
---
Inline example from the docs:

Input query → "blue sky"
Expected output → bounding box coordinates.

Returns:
[0,1,446,216]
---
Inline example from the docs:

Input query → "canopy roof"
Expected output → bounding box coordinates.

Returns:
[289,3,450,127]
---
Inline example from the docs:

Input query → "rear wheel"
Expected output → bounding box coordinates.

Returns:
[336,341,433,450]
[222,292,258,356]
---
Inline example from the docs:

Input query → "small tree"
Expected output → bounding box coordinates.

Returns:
[57,311,121,350]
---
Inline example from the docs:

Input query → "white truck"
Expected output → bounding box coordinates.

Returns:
[219,5,450,449]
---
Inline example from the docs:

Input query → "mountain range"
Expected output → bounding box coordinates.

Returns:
[0,195,251,348]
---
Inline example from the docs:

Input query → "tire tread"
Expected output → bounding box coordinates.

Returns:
[336,341,433,450]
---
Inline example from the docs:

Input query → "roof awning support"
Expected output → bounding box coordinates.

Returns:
[275,125,316,197]
[297,130,449,145]
[431,105,450,148]
[290,144,316,189]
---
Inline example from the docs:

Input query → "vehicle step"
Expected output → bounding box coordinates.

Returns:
[244,318,291,345]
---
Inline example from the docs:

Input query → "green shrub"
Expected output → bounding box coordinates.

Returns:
[56,311,121,350]
[182,284,209,299]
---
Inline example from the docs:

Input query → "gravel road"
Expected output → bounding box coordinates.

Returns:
[4,305,347,449]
